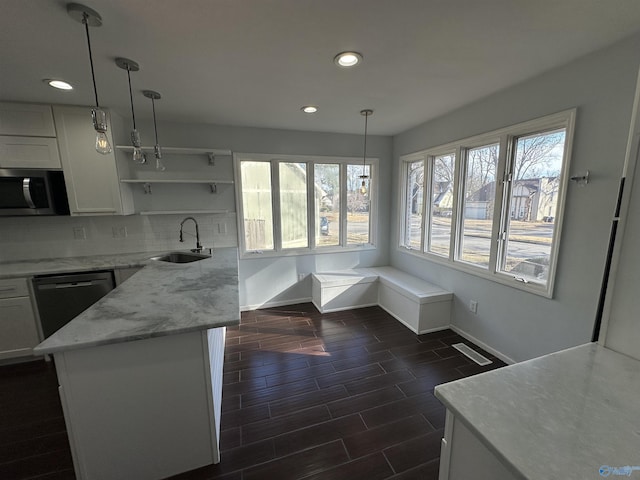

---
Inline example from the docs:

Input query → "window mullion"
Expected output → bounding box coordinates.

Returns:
[452,147,467,261]
[340,163,348,246]
[422,156,431,253]
[488,135,509,273]
[308,162,316,250]
[271,160,282,252]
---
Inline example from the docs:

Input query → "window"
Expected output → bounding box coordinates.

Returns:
[399,110,575,296]
[236,154,377,256]
[459,143,499,268]
[429,153,456,257]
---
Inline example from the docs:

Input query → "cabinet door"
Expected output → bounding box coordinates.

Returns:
[53,106,133,215]
[0,296,40,360]
[0,135,61,169]
[0,102,56,137]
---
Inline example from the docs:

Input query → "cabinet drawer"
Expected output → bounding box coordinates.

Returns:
[0,135,61,169]
[0,103,56,137]
[0,277,30,298]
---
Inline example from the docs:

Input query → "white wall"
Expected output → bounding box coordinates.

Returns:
[391,33,640,362]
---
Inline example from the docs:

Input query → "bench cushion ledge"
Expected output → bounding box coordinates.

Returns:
[356,267,452,304]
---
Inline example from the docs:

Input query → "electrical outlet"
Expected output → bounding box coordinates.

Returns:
[469,300,478,314]
[73,227,86,240]
[217,223,227,235]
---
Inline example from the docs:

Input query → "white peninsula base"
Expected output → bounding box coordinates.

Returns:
[54,328,226,480]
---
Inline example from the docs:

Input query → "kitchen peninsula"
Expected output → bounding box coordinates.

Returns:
[33,247,240,480]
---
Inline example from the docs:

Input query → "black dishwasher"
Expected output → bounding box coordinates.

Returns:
[33,271,115,338]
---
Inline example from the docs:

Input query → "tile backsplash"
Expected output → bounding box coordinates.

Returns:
[0,213,238,261]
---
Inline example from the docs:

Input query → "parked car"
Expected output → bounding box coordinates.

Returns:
[320,216,329,235]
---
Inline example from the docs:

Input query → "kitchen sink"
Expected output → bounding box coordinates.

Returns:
[150,251,211,263]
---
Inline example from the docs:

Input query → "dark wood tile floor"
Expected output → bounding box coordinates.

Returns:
[0,304,505,480]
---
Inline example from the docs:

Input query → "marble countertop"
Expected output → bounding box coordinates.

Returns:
[435,343,640,480]
[32,247,240,355]
[0,251,155,278]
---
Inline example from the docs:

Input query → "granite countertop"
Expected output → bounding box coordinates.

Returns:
[32,247,240,355]
[435,343,640,480]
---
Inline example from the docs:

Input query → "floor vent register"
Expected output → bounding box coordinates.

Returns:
[452,343,492,366]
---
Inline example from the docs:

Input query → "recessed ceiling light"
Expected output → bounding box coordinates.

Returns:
[44,79,74,90]
[334,51,363,68]
[301,105,318,114]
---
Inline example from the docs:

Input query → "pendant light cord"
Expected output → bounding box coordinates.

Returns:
[363,112,369,173]
[83,13,100,108]
[151,97,159,144]
[126,68,136,129]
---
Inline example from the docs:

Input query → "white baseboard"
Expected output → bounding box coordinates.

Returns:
[449,325,515,365]
[241,297,313,312]
[313,301,378,314]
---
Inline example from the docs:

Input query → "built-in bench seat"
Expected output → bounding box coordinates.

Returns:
[312,266,452,334]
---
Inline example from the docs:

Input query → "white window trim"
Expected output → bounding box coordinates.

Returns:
[235,152,379,259]
[398,109,576,298]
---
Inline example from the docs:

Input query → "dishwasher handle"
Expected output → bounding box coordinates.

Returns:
[36,280,108,290]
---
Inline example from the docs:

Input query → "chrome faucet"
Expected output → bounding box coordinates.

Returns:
[179,217,202,252]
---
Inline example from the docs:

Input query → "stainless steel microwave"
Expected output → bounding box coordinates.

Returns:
[0,169,70,216]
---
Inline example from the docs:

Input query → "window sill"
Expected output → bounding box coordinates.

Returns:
[396,246,553,298]
[240,244,377,260]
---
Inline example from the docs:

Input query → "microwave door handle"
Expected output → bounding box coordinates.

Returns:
[22,178,36,209]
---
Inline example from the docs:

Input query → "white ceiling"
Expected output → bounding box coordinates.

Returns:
[2,0,640,135]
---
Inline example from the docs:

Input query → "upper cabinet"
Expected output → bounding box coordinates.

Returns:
[0,135,61,169]
[0,102,56,137]
[53,105,134,216]
[0,103,61,169]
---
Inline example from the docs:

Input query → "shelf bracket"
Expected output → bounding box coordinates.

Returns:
[209,183,218,194]
[143,182,152,195]
[208,153,216,166]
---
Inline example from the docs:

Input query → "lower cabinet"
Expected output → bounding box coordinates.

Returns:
[0,278,41,360]
[54,328,225,480]
[439,410,518,480]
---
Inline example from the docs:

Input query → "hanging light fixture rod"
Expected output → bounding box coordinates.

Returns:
[67,3,112,155]
[116,58,145,164]
[359,109,373,195]
[68,3,102,107]
[143,90,165,171]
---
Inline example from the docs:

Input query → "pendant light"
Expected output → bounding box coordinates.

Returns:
[359,109,373,195]
[67,3,112,155]
[143,90,166,171]
[115,58,146,164]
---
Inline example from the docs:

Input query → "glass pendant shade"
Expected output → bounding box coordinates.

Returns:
[91,108,112,154]
[130,129,146,164]
[154,145,166,171]
[360,180,367,195]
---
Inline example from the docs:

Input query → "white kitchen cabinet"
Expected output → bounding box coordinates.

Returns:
[439,411,517,480]
[0,135,61,169]
[54,328,225,480]
[53,106,134,215]
[0,277,41,360]
[0,102,56,137]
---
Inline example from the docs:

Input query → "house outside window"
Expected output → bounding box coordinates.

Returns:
[236,153,377,257]
[399,110,575,297]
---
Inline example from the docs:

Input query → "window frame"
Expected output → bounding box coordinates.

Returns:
[398,109,576,297]
[235,153,378,258]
